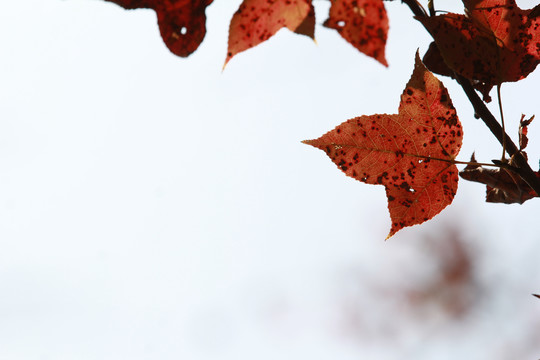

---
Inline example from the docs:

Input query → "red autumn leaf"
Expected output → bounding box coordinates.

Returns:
[323,0,388,66]
[105,0,213,57]
[303,54,462,238]
[419,0,540,95]
[225,0,315,66]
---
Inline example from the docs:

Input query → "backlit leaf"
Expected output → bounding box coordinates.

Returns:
[323,0,388,66]
[105,0,214,57]
[304,54,462,239]
[225,0,315,66]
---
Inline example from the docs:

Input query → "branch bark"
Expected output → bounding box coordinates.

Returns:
[456,76,540,195]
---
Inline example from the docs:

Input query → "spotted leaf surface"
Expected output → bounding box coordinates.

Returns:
[105,0,214,57]
[225,0,315,66]
[303,54,462,239]
[419,0,540,95]
[323,0,388,66]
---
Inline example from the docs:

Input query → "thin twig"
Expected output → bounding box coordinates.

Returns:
[496,85,506,160]
[401,0,427,18]
[456,75,540,194]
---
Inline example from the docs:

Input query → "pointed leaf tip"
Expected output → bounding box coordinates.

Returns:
[225,0,315,65]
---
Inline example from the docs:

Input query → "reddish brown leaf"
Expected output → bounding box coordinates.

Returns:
[460,118,539,204]
[419,0,540,95]
[105,0,214,57]
[519,114,534,151]
[459,154,540,204]
[422,42,493,102]
[423,42,454,79]
[534,294,540,299]
[323,0,388,66]
[225,0,315,66]
[303,54,462,238]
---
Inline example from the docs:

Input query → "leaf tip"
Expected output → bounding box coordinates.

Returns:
[414,49,425,69]
[223,53,233,70]
[386,225,400,240]
[534,294,540,299]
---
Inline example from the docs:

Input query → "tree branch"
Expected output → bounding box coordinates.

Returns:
[456,76,540,195]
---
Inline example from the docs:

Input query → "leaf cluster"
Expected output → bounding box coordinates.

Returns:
[97,0,540,238]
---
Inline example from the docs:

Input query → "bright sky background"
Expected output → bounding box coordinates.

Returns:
[0,0,539,359]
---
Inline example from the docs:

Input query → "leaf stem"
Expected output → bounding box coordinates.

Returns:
[453,160,499,167]
[325,143,507,169]
[416,156,510,169]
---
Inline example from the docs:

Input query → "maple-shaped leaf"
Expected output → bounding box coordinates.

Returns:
[105,0,214,57]
[323,0,389,66]
[225,0,315,66]
[303,54,463,238]
[419,0,540,96]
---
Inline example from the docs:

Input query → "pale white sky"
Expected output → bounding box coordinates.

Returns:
[0,1,539,359]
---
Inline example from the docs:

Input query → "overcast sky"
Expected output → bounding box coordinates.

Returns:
[0,1,539,359]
